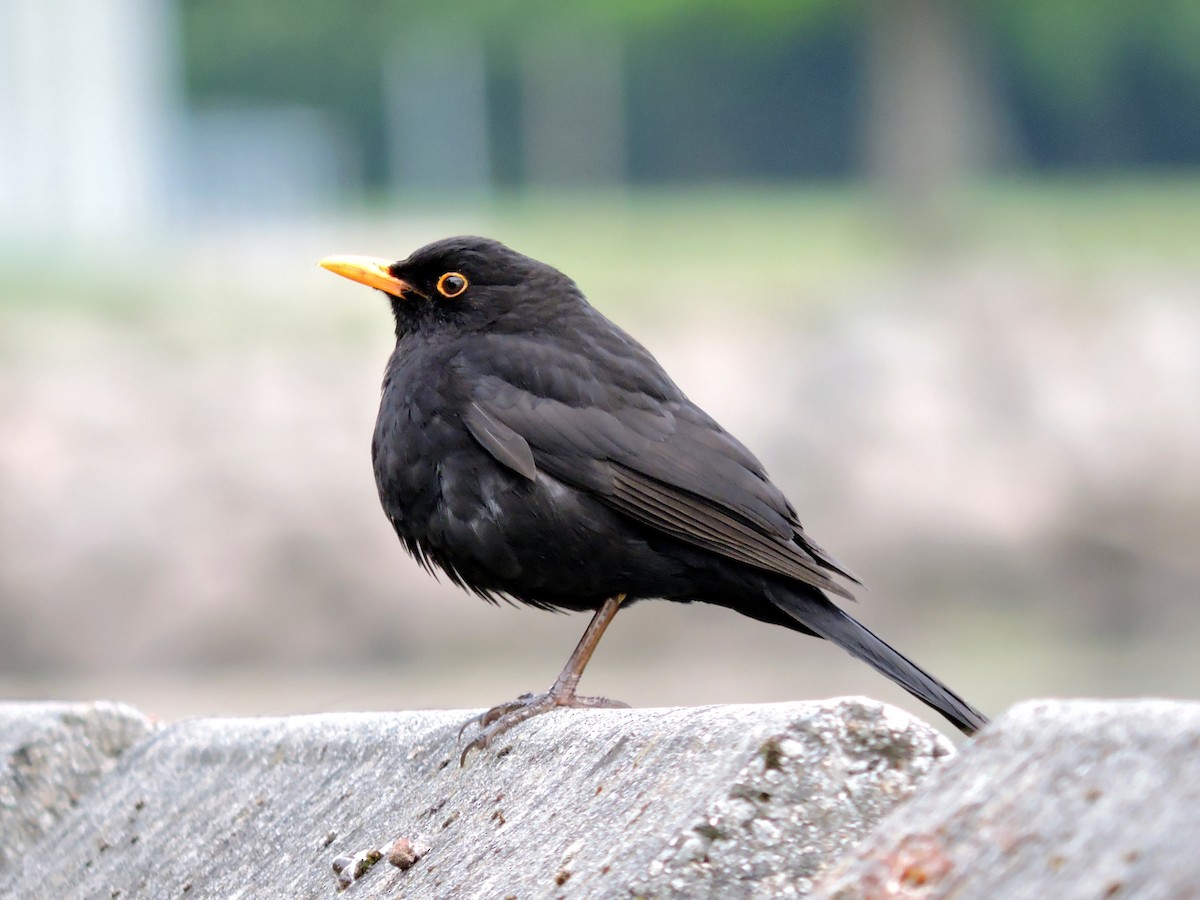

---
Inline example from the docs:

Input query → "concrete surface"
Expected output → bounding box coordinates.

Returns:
[0,700,153,875]
[815,699,1200,900]
[0,697,947,899]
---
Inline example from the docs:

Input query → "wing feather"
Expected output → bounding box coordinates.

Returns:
[464,401,538,481]
[605,464,852,598]
[459,329,858,596]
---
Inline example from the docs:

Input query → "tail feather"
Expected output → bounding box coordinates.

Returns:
[772,587,989,736]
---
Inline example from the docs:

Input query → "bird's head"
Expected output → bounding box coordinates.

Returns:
[319,236,580,336]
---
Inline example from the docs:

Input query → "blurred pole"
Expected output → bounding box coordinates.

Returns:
[0,0,182,247]
[519,28,626,188]
[861,0,1017,217]
[384,30,491,198]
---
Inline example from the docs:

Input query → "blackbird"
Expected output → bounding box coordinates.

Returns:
[320,236,987,757]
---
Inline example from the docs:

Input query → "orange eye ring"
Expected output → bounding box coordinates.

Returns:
[437,272,469,298]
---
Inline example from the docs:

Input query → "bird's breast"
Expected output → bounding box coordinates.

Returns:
[370,340,696,608]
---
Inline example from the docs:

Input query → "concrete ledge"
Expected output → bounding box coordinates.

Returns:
[815,699,1200,899]
[0,700,153,874]
[0,697,946,898]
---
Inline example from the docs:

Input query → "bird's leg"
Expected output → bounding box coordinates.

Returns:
[459,593,628,763]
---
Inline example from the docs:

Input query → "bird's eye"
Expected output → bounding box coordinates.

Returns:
[437,272,468,298]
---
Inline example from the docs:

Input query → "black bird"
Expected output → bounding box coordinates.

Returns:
[320,237,987,756]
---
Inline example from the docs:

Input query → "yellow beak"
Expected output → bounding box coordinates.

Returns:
[318,255,412,298]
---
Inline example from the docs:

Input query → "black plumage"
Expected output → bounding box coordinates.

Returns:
[321,236,987,755]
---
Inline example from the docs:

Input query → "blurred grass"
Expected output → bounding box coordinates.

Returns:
[453,176,1200,298]
[2,176,1198,324]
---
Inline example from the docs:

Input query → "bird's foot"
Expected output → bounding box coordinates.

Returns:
[458,689,629,765]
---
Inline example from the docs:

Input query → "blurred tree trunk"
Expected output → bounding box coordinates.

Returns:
[520,27,626,187]
[861,0,1017,215]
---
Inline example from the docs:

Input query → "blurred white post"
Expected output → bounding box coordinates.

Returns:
[520,27,626,187]
[384,30,492,197]
[0,0,182,246]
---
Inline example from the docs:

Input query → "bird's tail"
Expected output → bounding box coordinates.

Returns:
[771,586,989,736]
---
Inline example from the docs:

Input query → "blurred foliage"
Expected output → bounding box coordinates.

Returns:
[182,0,1200,186]
[183,0,1200,103]
[992,0,1200,102]
[182,0,392,157]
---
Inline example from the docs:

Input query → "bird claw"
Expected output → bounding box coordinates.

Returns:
[458,690,629,766]
[455,693,535,741]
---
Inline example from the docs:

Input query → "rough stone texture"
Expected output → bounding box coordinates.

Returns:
[815,699,1200,900]
[0,697,948,899]
[628,703,951,899]
[0,701,154,874]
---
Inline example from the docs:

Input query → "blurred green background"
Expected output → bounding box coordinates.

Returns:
[2,0,1199,736]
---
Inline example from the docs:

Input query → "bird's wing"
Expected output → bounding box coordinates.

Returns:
[464,401,537,482]
[462,339,856,598]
